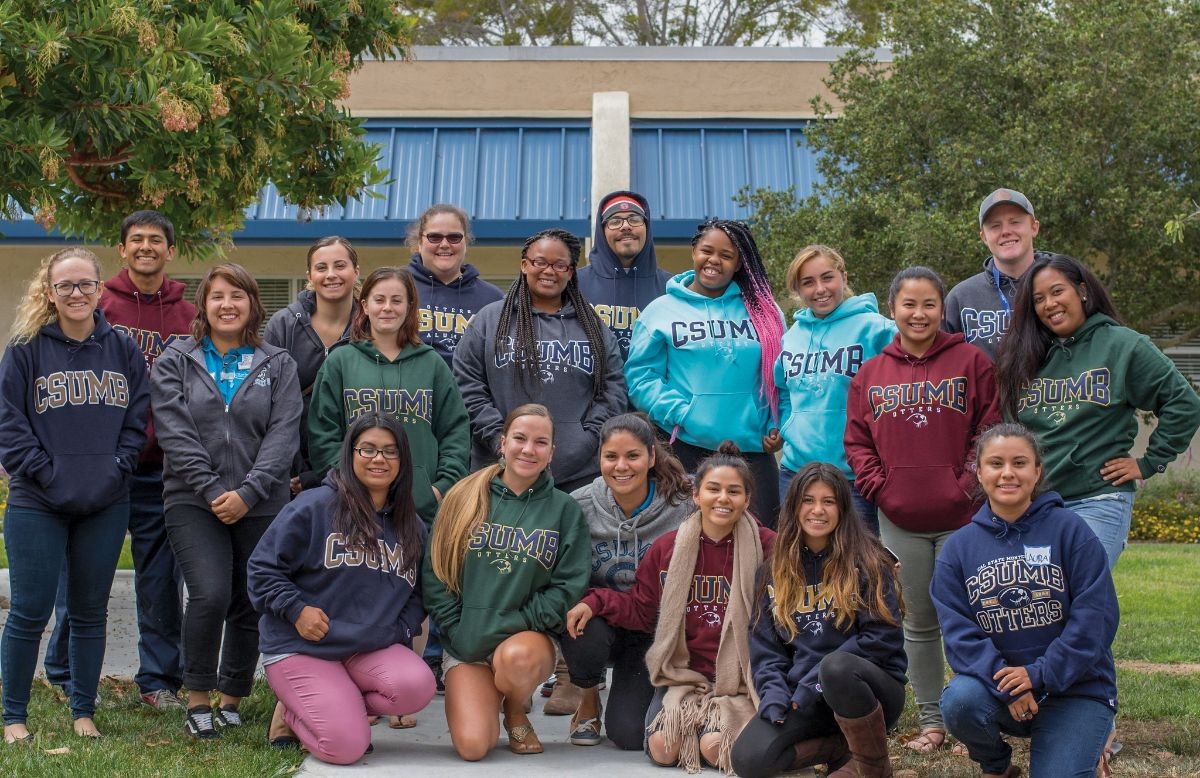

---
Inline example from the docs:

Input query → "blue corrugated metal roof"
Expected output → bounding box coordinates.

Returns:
[631,120,822,239]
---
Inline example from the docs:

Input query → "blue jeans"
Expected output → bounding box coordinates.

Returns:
[45,467,183,695]
[941,674,1113,778]
[779,467,879,536]
[1,502,129,723]
[1064,492,1133,570]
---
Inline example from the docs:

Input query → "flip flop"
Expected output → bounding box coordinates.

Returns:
[905,728,947,753]
[389,715,417,729]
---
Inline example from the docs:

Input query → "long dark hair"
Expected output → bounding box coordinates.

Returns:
[760,463,902,638]
[995,255,1122,418]
[329,414,421,572]
[599,412,691,505]
[191,263,265,347]
[495,228,610,397]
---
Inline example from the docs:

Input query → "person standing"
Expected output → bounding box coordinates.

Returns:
[43,211,194,713]
[576,191,671,358]
[1,247,150,742]
[944,188,1060,360]
[151,263,302,739]
[405,204,504,366]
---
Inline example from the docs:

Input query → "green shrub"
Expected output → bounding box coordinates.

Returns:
[1131,467,1200,543]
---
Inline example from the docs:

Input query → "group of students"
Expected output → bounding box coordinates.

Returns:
[1,188,1197,778]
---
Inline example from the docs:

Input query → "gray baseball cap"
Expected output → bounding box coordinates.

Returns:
[979,188,1035,227]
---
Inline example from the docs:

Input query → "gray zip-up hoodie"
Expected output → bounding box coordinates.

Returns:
[571,476,692,592]
[943,250,1061,360]
[150,337,302,518]
[453,298,627,489]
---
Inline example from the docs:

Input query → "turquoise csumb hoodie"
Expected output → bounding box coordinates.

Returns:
[626,271,780,453]
[775,293,896,477]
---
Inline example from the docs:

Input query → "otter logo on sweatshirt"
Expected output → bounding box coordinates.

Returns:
[964,555,1065,635]
[323,533,417,585]
[35,370,129,413]
[663,571,729,628]
[494,338,595,377]
[1018,368,1111,417]
[419,306,471,351]
[866,377,968,421]
[344,389,433,425]
[468,522,560,570]
[768,582,835,637]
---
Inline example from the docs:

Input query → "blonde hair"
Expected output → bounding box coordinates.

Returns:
[429,403,553,594]
[9,247,104,344]
[785,244,854,306]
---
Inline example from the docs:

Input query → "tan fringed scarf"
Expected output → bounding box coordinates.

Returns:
[645,511,763,774]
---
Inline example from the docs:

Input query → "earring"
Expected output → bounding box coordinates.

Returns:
[1081,296,1088,303]
[498,453,506,469]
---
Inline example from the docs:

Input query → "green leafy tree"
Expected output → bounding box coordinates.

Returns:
[0,0,413,256]
[747,0,1200,332]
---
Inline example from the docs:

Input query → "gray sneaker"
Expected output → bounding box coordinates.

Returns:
[141,689,185,711]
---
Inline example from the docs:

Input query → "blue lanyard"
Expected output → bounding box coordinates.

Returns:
[992,264,1012,314]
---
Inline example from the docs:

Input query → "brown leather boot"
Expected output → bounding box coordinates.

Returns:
[543,657,583,715]
[792,733,849,772]
[829,703,892,777]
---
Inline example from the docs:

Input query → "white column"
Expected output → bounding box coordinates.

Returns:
[590,91,631,237]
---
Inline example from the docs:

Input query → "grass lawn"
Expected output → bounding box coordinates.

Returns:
[0,544,1196,776]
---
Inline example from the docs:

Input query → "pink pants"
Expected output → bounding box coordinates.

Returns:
[265,644,436,765]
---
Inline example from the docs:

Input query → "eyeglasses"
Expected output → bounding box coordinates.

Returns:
[525,257,572,273]
[605,214,646,230]
[423,232,465,245]
[52,280,101,297]
[354,446,401,460]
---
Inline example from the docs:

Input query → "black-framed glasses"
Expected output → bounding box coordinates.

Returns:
[605,214,645,229]
[354,445,401,460]
[424,232,465,245]
[526,257,572,273]
[52,280,101,297]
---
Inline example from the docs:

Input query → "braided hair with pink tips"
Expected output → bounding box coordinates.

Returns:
[691,219,785,422]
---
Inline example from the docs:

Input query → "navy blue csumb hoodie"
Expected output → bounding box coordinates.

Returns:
[749,548,907,722]
[247,474,427,659]
[576,190,671,357]
[407,254,504,366]
[0,311,150,515]
[931,492,1119,710]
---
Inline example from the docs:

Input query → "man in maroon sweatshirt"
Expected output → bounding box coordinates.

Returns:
[45,210,196,711]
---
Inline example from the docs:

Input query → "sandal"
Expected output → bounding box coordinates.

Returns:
[905,727,947,753]
[505,719,544,755]
[951,741,970,757]
[389,715,417,729]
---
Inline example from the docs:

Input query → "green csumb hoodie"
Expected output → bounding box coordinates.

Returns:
[1016,314,1200,501]
[307,340,470,525]
[422,471,591,663]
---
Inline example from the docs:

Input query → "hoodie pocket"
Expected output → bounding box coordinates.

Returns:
[681,392,764,448]
[411,465,437,524]
[451,606,527,662]
[876,465,973,528]
[551,421,598,485]
[44,453,128,515]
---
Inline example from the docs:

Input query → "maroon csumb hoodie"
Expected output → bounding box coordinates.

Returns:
[844,330,1000,533]
[99,268,196,466]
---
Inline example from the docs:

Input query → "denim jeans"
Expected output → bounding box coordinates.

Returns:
[779,467,879,536]
[45,466,183,695]
[941,674,1113,778]
[1064,492,1133,571]
[1,502,129,723]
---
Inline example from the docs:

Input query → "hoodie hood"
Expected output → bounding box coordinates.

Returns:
[406,254,504,366]
[577,190,670,358]
[969,490,1064,540]
[349,338,436,365]
[881,328,964,363]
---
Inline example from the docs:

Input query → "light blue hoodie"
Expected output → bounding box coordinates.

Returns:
[626,271,780,453]
[775,293,895,477]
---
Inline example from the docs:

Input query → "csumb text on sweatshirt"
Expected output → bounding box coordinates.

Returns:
[576,190,671,359]
[775,293,896,478]
[931,492,1118,710]
[571,476,693,592]
[582,521,776,681]
[625,272,783,454]
[0,311,150,515]
[264,289,358,488]
[943,251,1060,361]
[452,298,627,486]
[422,471,592,663]
[407,255,504,366]
[247,474,427,660]
[99,268,195,467]
[307,339,470,526]
[1016,314,1200,501]
[750,546,907,723]
[845,331,1001,532]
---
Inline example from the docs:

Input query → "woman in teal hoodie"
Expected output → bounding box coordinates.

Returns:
[308,267,470,528]
[626,219,785,525]
[775,245,895,534]
[996,254,1200,570]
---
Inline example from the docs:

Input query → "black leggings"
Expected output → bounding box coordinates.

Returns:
[731,651,905,778]
[663,431,781,529]
[560,615,655,751]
